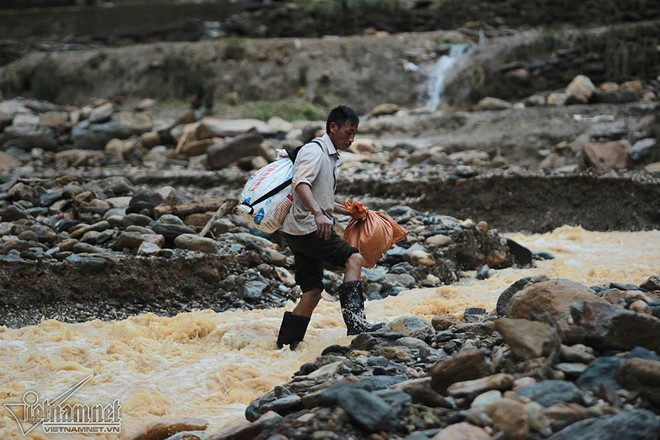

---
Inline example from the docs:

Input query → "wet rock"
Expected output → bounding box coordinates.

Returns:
[123,213,154,227]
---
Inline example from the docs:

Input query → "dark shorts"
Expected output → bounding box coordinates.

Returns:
[282,231,359,293]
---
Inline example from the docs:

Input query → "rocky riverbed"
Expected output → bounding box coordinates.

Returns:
[221,275,660,440]
[1,32,660,438]
[2,72,659,328]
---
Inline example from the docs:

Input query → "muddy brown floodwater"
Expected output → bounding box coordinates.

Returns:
[0,226,658,439]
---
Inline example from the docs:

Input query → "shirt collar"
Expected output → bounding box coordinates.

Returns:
[320,133,338,155]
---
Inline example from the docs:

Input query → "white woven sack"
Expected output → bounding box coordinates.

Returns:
[237,158,294,233]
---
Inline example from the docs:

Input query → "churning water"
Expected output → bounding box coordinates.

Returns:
[1,226,659,438]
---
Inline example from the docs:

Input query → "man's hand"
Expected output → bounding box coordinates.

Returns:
[314,212,333,240]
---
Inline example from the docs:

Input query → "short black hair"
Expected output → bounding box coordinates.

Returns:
[326,105,359,133]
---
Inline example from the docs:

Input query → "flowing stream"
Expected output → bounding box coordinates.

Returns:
[1,226,659,439]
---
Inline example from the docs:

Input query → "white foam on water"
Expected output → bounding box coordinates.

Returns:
[0,226,658,438]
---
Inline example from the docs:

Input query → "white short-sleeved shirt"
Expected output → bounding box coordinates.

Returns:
[281,133,340,235]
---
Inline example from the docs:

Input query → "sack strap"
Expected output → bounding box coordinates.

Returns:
[242,140,324,212]
[244,177,293,211]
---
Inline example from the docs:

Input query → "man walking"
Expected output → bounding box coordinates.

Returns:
[276,105,383,350]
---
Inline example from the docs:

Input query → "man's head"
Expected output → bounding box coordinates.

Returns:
[327,105,359,151]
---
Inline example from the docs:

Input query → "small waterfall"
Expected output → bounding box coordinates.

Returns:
[424,43,470,111]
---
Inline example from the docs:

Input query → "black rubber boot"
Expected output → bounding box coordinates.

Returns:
[276,311,310,350]
[338,281,384,336]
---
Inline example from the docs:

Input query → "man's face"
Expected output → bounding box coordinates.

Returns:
[328,121,358,151]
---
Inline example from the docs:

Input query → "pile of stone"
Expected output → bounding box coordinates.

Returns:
[139,275,660,440]
[474,74,660,174]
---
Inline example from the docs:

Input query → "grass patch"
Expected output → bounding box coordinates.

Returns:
[151,98,326,122]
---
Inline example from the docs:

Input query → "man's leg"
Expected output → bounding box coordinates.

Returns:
[292,287,322,317]
[277,246,323,350]
[339,252,384,335]
[343,252,363,282]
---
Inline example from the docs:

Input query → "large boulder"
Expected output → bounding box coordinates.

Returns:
[505,279,608,325]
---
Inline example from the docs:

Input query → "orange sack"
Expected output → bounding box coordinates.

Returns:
[343,200,408,268]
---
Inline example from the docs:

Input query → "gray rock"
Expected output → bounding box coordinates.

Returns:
[0,205,28,221]
[575,357,623,391]
[0,124,57,151]
[72,243,108,254]
[123,213,153,227]
[174,234,218,254]
[150,222,195,240]
[337,388,396,433]
[243,281,268,300]
[88,102,114,123]
[72,112,152,150]
[629,138,657,162]
[516,380,582,407]
[92,176,134,197]
[113,232,146,251]
[206,130,264,170]
[568,301,660,352]
[385,273,416,288]
[548,409,660,440]
[589,119,627,140]
[65,254,110,273]
[158,214,186,225]
[385,316,434,338]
